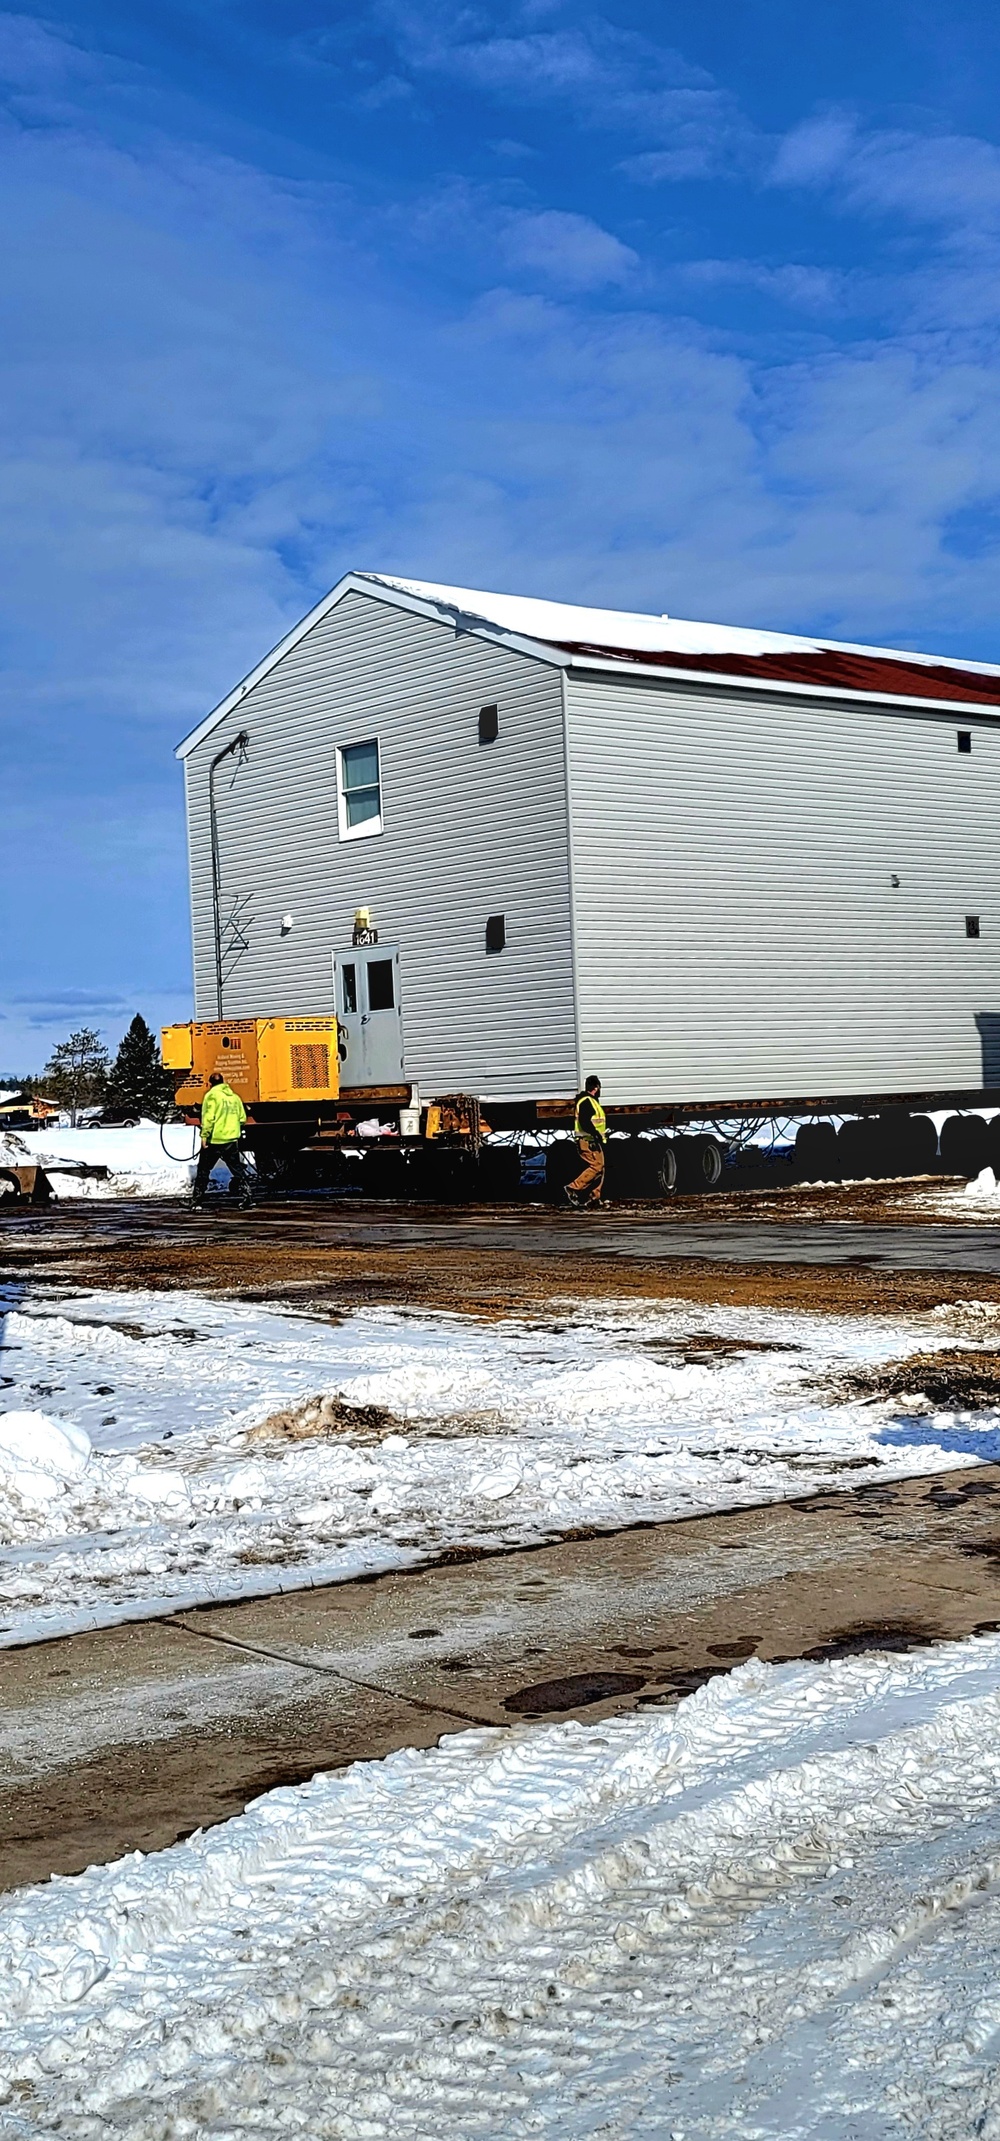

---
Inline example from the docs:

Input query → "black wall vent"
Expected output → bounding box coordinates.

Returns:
[479,703,499,745]
[958,730,972,752]
[967,915,981,938]
[485,913,506,953]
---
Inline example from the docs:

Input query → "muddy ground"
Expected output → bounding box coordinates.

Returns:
[4,1183,1000,1319]
[6,1182,1000,1892]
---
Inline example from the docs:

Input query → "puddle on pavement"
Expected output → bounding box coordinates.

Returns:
[502,1669,646,1715]
[961,1533,1000,1563]
[799,1616,938,1662]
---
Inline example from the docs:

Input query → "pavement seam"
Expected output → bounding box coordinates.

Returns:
[162,1614,498,1731]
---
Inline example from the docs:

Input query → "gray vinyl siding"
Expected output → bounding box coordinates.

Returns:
[183,590,577,1098]
[565,670,1000,1105]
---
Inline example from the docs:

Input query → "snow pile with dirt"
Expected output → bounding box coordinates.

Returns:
[6,1632,1000,2136]
[964,1166,1000,1205]
[0,1122,200,1199]
[0,1286,995,1645]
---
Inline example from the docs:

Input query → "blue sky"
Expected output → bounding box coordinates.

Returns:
[3,1,1000,1071]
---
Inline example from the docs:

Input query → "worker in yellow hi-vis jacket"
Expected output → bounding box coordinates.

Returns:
[566,1075,607,1208]
[192,1073,253,1209]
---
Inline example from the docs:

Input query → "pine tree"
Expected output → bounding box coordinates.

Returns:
[105,1014,174,1120]
[42,1028,109,1124]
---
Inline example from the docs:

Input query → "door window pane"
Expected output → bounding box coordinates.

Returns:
[366,958,395,1011]
[341,740,381,829]
[341,963,357,1013]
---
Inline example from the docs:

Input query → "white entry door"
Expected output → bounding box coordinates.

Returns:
[333,945,404,1087]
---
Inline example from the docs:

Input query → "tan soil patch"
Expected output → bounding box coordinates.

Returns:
[642,1332,802,1365]
[7,1221,1000,1323]
[248,1392,399,1445]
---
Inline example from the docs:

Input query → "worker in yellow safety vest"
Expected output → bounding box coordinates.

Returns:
[566,1075,607,1208]
[192,1073,254,1209]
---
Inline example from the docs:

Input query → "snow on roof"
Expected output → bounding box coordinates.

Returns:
[365,574,1000,709]
[177,568,1000,760]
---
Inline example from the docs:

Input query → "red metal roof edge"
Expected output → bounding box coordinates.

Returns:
[555,639,1000,707]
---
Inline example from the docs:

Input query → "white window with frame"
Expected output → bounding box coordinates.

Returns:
[337,738,383,840]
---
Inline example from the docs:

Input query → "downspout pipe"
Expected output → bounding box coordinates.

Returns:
[209,730,249,1017]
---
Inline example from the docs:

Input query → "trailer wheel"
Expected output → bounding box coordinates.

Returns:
[794,1122,839,1180]
[880,1111,938,1177]
[940,1113,989,1178]
[675,1135,723,1191]
[837,1118,877,1179]
[654,1141,678,1196]
[544,1140,580,1202]
[906,1115,940,1174]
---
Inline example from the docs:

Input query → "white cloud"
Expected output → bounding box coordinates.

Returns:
[770,112,857,187]
[387,178,638,294]
[500,207,637,289]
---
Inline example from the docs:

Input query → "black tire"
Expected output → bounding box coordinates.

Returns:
[364,1147,407,1198]
[903,1114,939,1173]
[414,1148,479,1203]
[837,1118,878,1179]
[544,1140,580,1202]
[603,1137,644,1202]
[654,1140,678,1195]
[478,1147,523,1201]
[940,1113,990,1178]
[675,1135,723,1191]
[794,1122,839,1180]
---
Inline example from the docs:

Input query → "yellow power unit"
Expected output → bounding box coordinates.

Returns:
[162,1018,340,1108]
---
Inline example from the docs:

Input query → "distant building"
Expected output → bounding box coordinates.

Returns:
[0,1091,61,1130]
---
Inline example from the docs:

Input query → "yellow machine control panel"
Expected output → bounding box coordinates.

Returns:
[162,1018,341,1108]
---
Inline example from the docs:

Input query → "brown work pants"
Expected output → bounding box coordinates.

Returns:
[568,1136,605,1203]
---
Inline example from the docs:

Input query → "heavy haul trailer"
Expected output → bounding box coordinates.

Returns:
[171,570,1000,1196]
[160,1015,1000,1197]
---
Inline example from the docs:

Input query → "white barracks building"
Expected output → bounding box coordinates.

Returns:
[177,573,1000,1107]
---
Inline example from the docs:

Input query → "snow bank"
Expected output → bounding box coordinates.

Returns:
[6,1632,1000,2134]
[0,1413,91,1515]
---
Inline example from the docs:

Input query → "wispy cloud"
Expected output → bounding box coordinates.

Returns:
[365,4,748,178]
[682,257,846,315]
[772,108,1000,239]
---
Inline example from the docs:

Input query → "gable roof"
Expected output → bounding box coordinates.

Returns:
[177,569,1000,758]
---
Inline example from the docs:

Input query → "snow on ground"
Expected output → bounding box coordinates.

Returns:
[7,1632,1000,2135]
[0,1122,200,1198]
[1,1284,996,1645]
[890,1165,1000,1219]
